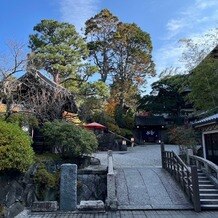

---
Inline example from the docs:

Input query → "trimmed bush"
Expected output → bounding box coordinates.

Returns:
[42,120,98,158]
[0,120,34,172]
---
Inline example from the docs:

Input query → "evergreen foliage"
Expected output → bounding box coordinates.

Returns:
[29,19,89,84]
[0,120,34,172]
[42,121,98,158]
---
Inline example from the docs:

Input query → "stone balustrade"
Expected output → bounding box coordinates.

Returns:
[106,150,117,210]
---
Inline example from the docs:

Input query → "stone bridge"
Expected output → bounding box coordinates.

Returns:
[95,145,193,210]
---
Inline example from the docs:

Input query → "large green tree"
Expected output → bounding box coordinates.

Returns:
[187,54,218,110]
[138,75,189,117]
[180,33,218,111]
[29,19,89,84]
[85,9,119,82]
[113,22,155,84]
[112,22,155,106]
[85,9,155,109]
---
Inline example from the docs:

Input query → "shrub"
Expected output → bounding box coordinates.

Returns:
[0,120,34,172]
[6,113,38,127]
[42,120,98,158]
[119,128,133,139]
[168,126,198,149]
[34,164,59,200]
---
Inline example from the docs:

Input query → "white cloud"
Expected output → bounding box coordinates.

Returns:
[166,0,218,40]
[154,28,218,78]
[167,19,185,32]
[155,0,218,77]
[59,0,100,32]
[195,0,218,10]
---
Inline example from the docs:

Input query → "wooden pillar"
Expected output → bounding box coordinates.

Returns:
[191,166,201,212]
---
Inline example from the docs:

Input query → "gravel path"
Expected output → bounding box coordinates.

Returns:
[94,144,180,168]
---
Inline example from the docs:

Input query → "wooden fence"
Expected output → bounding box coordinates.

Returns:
[161,143,201,212]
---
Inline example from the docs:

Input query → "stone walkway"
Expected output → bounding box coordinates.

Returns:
[116,168,192,210]
[95,145,192,210]
[94,144,180,168]
[24,145,218,217]
[25,210,218,217]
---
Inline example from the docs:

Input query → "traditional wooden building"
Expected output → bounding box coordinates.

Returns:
[193,114,218,164]
[134,115,166,144]
[15,70,77,121]
[9,70,78,153]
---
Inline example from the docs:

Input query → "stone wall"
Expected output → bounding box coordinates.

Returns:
[77,167,107,204]
[0,159,107,216]
[0,165,37,218]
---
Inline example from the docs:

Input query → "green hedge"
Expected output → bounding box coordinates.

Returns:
[0,120,34,172]
[42,120,98,158]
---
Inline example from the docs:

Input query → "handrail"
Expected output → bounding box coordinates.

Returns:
[162,148,201,212]
[174,152,191,172]
[189,155,218,180]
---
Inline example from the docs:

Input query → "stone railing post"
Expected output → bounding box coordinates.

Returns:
[160,142,165,169]
[60,164,77,211]
[106,150,117,210]
[186,149,193,165]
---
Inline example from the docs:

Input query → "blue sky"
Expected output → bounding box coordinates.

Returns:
[0,0,217,92]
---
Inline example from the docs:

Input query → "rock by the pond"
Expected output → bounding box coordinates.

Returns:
[78,200,105,211]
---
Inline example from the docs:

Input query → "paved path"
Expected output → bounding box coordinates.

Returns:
[95,145,192,210]
[116,168,192,210]
[25,144,218,217]
[94,144,179,168]
[26,210,218,217]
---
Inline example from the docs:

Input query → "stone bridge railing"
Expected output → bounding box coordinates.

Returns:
[106,150,118,210]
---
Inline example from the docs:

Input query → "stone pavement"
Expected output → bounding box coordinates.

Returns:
[25,210,218,217]
[23,145,218,217]
[94,144,179,168]
[95,145,192,209]
[116,167,192,210]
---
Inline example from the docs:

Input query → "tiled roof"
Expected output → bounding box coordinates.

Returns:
[193,113,218,127]
[135,116,165,126]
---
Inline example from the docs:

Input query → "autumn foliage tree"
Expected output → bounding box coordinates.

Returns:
[85,9,155,110]
[85,9,119,82]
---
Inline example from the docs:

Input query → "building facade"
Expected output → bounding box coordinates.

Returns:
[193,114,218,164]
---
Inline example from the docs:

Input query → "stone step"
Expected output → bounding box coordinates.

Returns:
[198,178,210,181]
[199,184,216,189]
[199,181,211,184]
[198,173,207,178]
[198,176,208,179]
[200,189,218,193]
[201,199,218,203]
[201,204,218,209]
[200,193,218,199]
